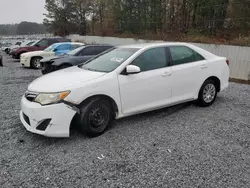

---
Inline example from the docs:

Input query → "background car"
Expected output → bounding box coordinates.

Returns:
[0,54,2,66]
[12,38,71,60]
[4,41,22,54]
[40,44,113,74]
[20,42,84,69]
[1,42,13,52]
[10,41,35,57]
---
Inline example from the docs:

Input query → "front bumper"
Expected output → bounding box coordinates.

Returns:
[20,96,76,137]
[12,52,19,59]
[40,62,56,74]
[20,57,30,67]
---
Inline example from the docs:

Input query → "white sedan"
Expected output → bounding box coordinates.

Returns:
[20,42,230,137]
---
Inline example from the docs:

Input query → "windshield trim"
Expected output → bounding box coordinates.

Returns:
[78,47,115,68]
[78,47,139,73]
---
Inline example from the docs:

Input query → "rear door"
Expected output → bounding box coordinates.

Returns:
[168,45,206,103]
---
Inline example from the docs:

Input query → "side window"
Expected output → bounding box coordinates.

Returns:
[169,46,204,66]
[193,50,205,61]
[131,47,168,72]
[37,39,49,47]
[79,47,97,56]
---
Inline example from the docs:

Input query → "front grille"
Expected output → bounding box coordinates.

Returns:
[25,91,38,102]
[36,119,51,131]
[23,113,30,125]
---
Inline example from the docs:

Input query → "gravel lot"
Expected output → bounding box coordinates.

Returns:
[1,51,250,188]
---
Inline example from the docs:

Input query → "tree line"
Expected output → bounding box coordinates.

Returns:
[43,0,250,39]
[0,22,47,35]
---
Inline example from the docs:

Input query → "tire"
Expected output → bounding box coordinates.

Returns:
[31,57,42,69]
[41,69,49,75]
[197,79,217,107]
[78,98,113,137]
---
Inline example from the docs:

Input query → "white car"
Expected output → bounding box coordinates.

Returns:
[9,40,35,54]
[20,42,84,69]
[20,42,230,137]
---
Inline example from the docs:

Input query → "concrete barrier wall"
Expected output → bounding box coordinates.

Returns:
[69,35,250,81]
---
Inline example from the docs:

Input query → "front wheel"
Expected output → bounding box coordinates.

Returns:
[197,79,217,107]
[78,98,113,137]
[31,57,42,69]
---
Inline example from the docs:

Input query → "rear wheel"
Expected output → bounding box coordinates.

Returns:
[198,79,217,107]
[31,57,42,69]
[78,98,113,137]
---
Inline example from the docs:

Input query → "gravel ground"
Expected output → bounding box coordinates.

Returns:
[0,51,250,188]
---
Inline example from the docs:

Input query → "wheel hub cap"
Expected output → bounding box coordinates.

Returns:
[203,83,216,103]
[89,105,108,128]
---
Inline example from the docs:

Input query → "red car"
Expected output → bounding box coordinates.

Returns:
[12,38,71,59]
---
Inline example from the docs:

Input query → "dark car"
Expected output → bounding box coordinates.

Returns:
[12,38,71,59]
[40,44,114,75]
[0,55,2,66]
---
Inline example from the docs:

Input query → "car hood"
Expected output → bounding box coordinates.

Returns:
[28,66,106,92]
[23,51,52,58]
[41,55,68,63]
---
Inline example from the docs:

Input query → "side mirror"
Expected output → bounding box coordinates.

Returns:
[53,48,58,52]
[126,65,141,75]
[35,44,40,47]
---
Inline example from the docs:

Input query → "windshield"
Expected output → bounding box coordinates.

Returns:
[20,41,30,47]
[26,41,35,46]
[80,47,139,73]
[44,44,56,52]
[67,46,85,55]
[30,40,39,46]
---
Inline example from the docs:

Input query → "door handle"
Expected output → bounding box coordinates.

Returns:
[201,64,208,69]
[162,72,171,77]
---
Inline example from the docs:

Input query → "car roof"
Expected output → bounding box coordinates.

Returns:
[118,42,217,59]
[119,42,191,49]
[51,42,84,48]
[84,44,114,47]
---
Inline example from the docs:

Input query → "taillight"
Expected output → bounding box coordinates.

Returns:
[226,60,229,66]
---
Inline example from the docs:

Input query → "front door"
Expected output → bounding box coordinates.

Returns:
[118,47,172,116]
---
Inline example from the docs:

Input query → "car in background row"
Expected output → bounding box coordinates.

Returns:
[1,42,13,52]
[4,41,22,54]
[20,42,230,137]
[0,54,2,66]
[12,38,71,60]
[40,44,113,74]
[20,42,84,69]
[10,41,36,57]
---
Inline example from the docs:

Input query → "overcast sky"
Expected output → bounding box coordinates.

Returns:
[0,0,46,24]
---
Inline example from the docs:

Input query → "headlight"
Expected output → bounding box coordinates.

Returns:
[34,91,70,105]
